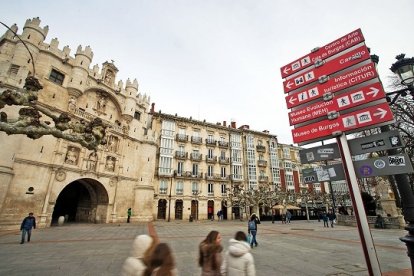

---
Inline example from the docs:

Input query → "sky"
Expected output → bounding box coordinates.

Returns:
[1,0,413,145]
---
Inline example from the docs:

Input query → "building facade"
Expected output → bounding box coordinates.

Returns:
[0,18,157,229]
[0,17,308,229]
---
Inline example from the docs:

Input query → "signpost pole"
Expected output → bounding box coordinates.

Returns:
[336,133,381,276]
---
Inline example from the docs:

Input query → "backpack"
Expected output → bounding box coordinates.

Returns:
[248,220,256,230]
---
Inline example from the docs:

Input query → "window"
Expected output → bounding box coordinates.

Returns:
[221,184,227,195]
[8,64,20,76]
[207,148,213,158]
[177,162,183,175]
[192,163,198,176]
[49,69,65,85]
[207,165,213,177]
[176,181,183,195]
[221,167,226,177]
[192,182,199,194]
[159,180,168,194]
[134,111,141,120]
[208,183,214,195]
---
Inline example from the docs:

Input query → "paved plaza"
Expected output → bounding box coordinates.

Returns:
[0,219,411,275]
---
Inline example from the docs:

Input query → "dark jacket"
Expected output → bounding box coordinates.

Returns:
[328,212,336,221]
[21,216,36,230]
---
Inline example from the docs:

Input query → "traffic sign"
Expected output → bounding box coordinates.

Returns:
[285,62,378,109]
[354,154,414,177]
[292,102,394,144]
[299,130,404,163]
[283,44,370,93]
[348,130,404,155]
[288,81,385,125]
[280,29,365,79]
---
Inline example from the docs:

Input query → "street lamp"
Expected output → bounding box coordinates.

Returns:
[376,53,414,273]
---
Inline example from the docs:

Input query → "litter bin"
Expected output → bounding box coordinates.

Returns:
[189,215,193,222]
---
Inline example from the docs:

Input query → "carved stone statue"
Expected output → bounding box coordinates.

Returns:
[68,97,76,112]
[96,95,107,113]
[65,146,79,165]
[105,156,115,172]
[87,152,98,171]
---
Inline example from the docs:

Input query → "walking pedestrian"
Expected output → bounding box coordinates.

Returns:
[20,212,36,244]
[286,210,292,224]
[328,210,336,228]
[222,231,256,276]
[121,234,157,276]
[248,213,260,248]
[144,243,177,276]
[199,230,223,276]
[217,210,222,221]
[127,207,132,223]
[322,211,329,227]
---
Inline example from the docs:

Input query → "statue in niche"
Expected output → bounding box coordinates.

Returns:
[104,70,113,85]
[87,152,98,171]
[65,146,79,165]
[107,135,119,152]
[96,94,107,114]
[68,97,76,112]
[105,156,115,172]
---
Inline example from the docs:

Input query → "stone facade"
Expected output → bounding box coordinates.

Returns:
[0,18,157,229]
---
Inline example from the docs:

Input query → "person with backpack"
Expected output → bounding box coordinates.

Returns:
[247,213,260,248]
[20,212,36,244]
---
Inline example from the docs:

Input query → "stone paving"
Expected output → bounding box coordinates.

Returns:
[0,219,411,275]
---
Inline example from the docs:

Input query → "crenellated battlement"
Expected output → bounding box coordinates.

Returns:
[75,45,94,61]
[23,17,49,39]
[1,17,152,109]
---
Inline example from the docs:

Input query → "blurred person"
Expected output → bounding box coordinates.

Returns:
[121,234,157,276]
[221,231,256,276]
[144,243,177,276]
[199,230,223,276]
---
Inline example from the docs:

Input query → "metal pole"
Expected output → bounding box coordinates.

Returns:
[168,176,172,222]
[336,133,382,275]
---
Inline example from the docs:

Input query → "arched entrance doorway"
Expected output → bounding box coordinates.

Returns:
[175,200,183,220]
[207,200,214,220]
[191,200,198,220]
[52,178,109,224]
[157,199,167,219]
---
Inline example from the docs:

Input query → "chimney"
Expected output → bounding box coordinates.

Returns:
[150,103,155,114]
[231,121,236,128]
[223,121,227,127]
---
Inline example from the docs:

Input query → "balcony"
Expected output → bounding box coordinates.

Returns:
[208,192,214,197]
[256,145,266,153]
[175,189,183,195]
[205,174,229,181]
[175,151,188,159]
[218,141,229,148]
[159,188,167,194]
[206,156,217,163]
[175,170,203,179]
[231,175,243,182]
[258,160,268,167]
[191,136,202,144]
[206,139,217,146]
[259,175,269,182]
[190,153,203,161]
[176,134,188,142]
[219,157,230,164]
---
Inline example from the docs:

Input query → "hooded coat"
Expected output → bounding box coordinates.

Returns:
[121,234,153,276]
[222,239,256,276]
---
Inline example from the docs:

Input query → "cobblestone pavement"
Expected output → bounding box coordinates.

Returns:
[0,220,411,275]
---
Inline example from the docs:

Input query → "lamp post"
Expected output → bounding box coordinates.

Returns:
[167,172,175,222]
[378,54,414,272]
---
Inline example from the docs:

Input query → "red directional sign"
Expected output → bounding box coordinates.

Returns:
[292,102,394,144]
[283,44,370,93]
[285,62,378,109]
[288,81,385,126]
[280,29,365,79]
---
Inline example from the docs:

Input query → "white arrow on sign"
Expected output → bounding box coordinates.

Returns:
[283,67,291,75]
[366,87,379,97]
[373,108,387,119]
[286,81,293,89]
[289,96,297,105]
